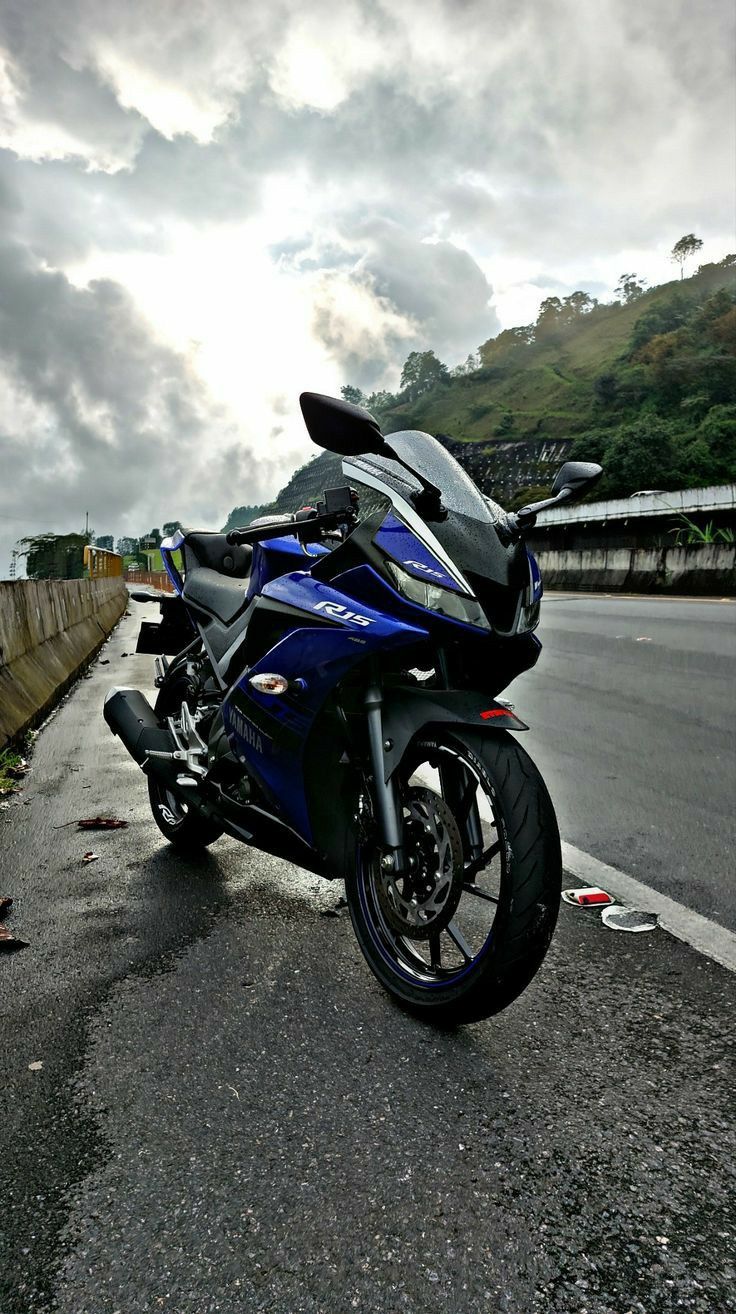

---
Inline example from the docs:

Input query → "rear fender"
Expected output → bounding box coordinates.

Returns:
[135,594,196,656]
[380,686,528,784]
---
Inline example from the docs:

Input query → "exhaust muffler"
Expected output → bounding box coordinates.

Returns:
[103,686,175,768]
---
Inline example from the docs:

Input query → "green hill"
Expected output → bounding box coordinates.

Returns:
[223,257,736,525]
[374,260,736,447]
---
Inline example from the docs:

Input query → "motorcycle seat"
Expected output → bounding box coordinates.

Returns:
[182,531,253,579]
[181,568,251,625]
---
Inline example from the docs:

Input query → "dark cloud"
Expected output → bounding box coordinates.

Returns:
[359,220,500,360]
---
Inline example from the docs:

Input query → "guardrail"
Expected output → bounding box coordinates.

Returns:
[537,543,735,594]
[124,569,174,593]
[0,578,128,748]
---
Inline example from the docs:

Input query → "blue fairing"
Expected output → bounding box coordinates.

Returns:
[373,512,464,593]
[528,549,543,601]
[222,568,428,841]
[246,534,328,601]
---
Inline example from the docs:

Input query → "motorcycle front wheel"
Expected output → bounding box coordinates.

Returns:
[347,729,561,1025]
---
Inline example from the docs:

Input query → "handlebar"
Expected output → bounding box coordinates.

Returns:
[226,507,355,548]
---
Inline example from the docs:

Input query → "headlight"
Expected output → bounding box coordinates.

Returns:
[385,561,490,630]
[513,592,541,634]
[507,553,541,635]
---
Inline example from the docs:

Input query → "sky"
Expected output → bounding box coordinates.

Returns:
[0,0,734,574]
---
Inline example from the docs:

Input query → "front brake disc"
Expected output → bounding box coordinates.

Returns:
[375,787,464,940]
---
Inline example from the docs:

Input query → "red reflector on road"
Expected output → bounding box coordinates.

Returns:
[561,886,615,907]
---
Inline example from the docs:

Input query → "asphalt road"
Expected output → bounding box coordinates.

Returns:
[521,595,736,930]
[1,601,735,1314]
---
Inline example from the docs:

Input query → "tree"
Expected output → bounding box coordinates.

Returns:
[563,291,597,319]
[478,325,533,366]
[340,385,365,406]
[399,350,449,401]
[365,390,396,412]
[670,233,703,280]
[534,296,563,338]
[19,532,88,580]
[163,520,182,538]
[616,273,647,304]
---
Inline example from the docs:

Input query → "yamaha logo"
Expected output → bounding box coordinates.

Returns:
[227,705,265,754]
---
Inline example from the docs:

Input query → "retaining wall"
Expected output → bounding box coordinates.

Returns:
[0,578,128,748]
[536,544,736,594]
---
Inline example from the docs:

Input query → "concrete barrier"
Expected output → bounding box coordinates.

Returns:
[536,544,736,594]
[0,578,128,748]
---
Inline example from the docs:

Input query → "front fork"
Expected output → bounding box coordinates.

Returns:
[364,679,485,872]
[364,683,405,873]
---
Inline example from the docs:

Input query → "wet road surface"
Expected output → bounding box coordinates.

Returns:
[0,602,734,1313]
[522,595,736,929]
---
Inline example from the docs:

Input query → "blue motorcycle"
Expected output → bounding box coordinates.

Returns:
[105,393,601,1023]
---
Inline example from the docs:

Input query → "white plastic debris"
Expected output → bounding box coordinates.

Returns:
[601,906,659,933]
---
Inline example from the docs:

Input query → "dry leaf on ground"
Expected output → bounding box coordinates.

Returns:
[77,817,128,830]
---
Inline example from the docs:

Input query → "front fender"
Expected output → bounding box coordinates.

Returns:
[380,686,528,783]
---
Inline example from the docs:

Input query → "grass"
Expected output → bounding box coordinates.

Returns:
[0,745,30,795]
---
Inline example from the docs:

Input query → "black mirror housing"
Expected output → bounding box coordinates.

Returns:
[300,392,384,457]
[551,460,603,499]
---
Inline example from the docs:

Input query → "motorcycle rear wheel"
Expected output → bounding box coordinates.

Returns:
[147,674,225,850]
[347,729,561,1024]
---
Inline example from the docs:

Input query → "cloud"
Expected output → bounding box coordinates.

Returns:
[0,239,295,572]
[0,0,733,571]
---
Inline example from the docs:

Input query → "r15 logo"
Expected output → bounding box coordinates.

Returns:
[404,559,445,580]
[313,600,373,627]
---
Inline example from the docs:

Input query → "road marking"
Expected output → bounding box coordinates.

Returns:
[562,842,736,973]
[418,766,736,972]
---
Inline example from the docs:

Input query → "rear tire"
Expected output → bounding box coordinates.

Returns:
[347,729,561,1024]
[148,669,225,850]
[147,775,224,849]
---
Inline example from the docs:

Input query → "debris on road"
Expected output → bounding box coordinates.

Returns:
[320,907,342,918]
[27,1061,43,1071]
[562,886,615,907]
[76,817,129,830]
[601,906,659,933]
[0,894,28,952]
[0,914,29,952]
[99,658,110,665]
[82,852,99,863]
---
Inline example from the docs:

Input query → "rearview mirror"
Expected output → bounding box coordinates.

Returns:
[300,392,385,457]
[551,460,602,500]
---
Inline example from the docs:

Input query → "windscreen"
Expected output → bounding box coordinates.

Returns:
[345,429,524,592]
[347,430,500,523]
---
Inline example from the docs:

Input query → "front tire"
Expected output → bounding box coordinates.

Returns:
[347,730,561,1024]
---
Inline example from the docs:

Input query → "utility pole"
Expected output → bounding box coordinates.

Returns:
[85,510,89,540]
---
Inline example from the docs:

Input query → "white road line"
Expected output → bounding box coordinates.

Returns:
[416,767,736,971]
[562,842,736,973]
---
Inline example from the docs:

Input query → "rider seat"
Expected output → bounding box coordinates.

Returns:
[179,516,295,630]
